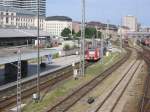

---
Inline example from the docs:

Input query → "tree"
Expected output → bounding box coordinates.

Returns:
[76,30,81,37]
[61,28,71,37]
[72,29,75,35]
[85,27,97,38]
[76,27,101,39]
[97,31,102,39]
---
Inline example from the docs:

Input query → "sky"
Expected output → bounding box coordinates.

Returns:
[46,0,150,26]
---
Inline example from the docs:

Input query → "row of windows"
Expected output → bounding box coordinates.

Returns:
[0,17,44,25]
[0,12,15,16]
[46,24,72,27]
[50,32,60,35]
[47,27,65,29]
[16,18,33,22]
[0,19,43,29]
[48,29,62,31]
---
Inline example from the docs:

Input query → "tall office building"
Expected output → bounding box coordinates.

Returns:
[122,16,138,32]
[0,0,18,7]
[0,0,46,16]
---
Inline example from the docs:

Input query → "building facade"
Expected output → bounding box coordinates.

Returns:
[122,16,138,32]
[72,21,81,33]
[118,26,130,39]
[0,6,45,30]
[44,16,72,36]
[0,0,46,16]
[86,21,118,38]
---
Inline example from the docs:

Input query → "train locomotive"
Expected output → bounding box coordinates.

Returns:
[142,38,150,46]
[84,39,109,61]
[137,37,150,46]
[85,48,101,61]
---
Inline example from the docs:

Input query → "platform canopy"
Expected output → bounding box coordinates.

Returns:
[0,49,58,65]
[0,28,50,38]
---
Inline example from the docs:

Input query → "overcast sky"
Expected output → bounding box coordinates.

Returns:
[46,0,150,26]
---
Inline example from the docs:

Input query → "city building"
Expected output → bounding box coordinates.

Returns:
[86,21,118,38]
[118,26,130,39]
[139,27,150,32]
[0,0,46,16]
[122,16,138,32]
[44,16,72,36]
[0,6,45,30]
[72,21,81,33]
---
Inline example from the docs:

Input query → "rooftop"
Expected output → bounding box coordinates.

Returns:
[45,16,72,22]
[0,28,50,38]
[87,21,118,30]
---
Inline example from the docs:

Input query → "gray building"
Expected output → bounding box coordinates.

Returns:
[0,0,46,16]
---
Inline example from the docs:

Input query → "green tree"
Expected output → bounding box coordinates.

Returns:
[85,27,97,38]
[97,31,102,39]
[76,27,101,39]
[76,30,81,37]
[61,28,71,37]
[72,29,75,35]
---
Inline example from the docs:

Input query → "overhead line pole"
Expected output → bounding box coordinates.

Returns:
[120,20,123,52]
[101,32,104,64]
[80,0,85,76]
[37,0,40,101]
[107,20,109,39]
[17,48,21,112]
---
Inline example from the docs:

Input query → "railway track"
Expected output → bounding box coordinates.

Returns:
[0,62,91,111]
[139,46,150,112]
[93,60,142,112]
[46,49,131,112]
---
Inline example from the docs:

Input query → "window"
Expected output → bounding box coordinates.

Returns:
[1,12,3,15]
[6,17,9,23]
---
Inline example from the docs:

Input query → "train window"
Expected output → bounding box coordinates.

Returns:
[89,49,95,51]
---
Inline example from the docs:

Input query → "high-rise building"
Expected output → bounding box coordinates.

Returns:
[122,16,138,32]
[0,0,46,16]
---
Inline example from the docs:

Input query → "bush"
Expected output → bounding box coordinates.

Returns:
[53,53,59,59]
[63,44,71,51]
[71,44,78,49]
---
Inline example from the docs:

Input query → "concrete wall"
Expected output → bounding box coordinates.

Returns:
[4,60,28,82]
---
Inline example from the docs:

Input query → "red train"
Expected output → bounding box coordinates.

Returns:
[85,48,101,61]
[141,38,150,46]
[144,39,150,46]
